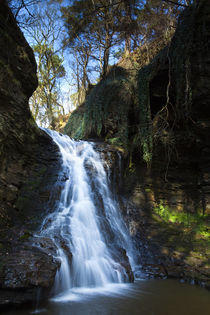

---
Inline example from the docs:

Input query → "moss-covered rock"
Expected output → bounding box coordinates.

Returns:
[64,103,86,139]
[65,67,138,154]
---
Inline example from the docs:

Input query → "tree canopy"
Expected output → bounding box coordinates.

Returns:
[7,0,196,127]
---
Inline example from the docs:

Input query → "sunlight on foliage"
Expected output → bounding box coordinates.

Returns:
[154,203,210,240]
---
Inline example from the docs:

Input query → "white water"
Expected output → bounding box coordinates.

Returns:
[40,129,135,300]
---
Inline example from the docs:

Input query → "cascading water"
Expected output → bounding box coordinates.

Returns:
[39,129,135,300]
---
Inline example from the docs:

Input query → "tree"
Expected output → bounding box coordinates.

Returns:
[45,0,187,113]
[31,45,65,128]
[7,0,43,27]
[163,0,194,7]
[58,0,137,107]
[61,0,178,79]
[114,0,142,54]
[27,5,66,128]
[61,0,132,79]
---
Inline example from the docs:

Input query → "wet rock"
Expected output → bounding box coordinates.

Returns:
[33,237,58,257]
[111,247,134,282]
[0,244,60,306]
[118,248,134,282]
[59,239,73,262]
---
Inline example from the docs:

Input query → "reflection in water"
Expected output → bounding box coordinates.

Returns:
[6,279,210,315]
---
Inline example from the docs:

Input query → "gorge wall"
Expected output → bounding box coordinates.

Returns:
[65,0,210,288]
[0,3,61,307]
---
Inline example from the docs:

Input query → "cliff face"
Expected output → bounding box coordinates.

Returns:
[0,4,61,307]
[134,0,210,211]
[129,0,210,288]
[65,0,210,287]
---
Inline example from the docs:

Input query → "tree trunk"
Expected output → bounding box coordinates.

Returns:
[125,35,131,55]
[124,0,132,55]
[102,28,111,78]
[102,46,110,78]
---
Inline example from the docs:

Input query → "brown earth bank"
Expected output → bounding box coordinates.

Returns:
[65,0,210,290]
[0,3,62,307]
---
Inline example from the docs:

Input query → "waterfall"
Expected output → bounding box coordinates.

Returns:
[40,129,135,299]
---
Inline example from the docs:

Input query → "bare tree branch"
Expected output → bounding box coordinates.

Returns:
[163,0,188,8]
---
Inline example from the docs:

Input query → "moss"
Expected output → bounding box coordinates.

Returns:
[83,72,134,144]
[17,45,30,61]
[137,65,153,164]
[65,67,137,153]
[64,105,85,139]
[145,188,151,193]
[19,231,32,241]
[107,137,122,146]
[153,202,210,240]
[0,62,21,87]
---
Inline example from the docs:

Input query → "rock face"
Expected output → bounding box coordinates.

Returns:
[65,0,210,288]
[122,1,210,288]
[134,0,210,214]
[0,3,61,307]
[122,0,210,288]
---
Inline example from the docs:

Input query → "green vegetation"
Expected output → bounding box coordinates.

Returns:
[65,67,137,153]
[61,0,183,138]
[83,70,135,145]
[154,202,210,240]
[63,0,184,164]
[19,231,32,241]
[29,7,66,129]
[64,105,85,139]
[65,43,169,164]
